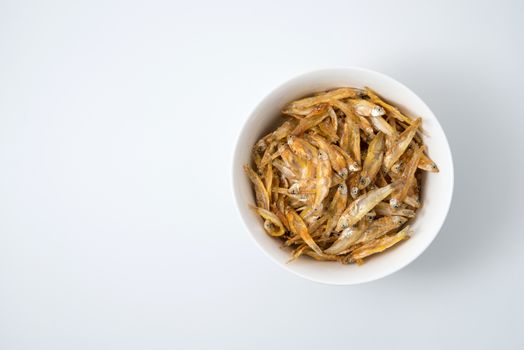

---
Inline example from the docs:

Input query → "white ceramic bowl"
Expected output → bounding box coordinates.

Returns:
[232,67,454,285]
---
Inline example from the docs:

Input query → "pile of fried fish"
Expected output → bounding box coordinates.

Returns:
[245,87,439,265]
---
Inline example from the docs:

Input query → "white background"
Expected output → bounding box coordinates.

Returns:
[1,0,523,349]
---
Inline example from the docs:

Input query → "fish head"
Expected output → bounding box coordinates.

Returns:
[393,216,408,226]
[338,183,348,195]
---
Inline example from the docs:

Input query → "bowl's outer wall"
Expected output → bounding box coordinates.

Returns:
[233,68,454,285]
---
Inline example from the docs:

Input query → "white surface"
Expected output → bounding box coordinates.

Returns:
[0,0,523,349]
[233,67,454,284]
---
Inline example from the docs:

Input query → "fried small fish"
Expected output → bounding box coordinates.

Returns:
[245,86,438,265]
[336,183,397,231]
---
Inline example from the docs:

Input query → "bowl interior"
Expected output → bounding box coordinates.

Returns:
[233,68,453,285]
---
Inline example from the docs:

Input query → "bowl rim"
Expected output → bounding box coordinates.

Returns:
[231,66,454,285]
